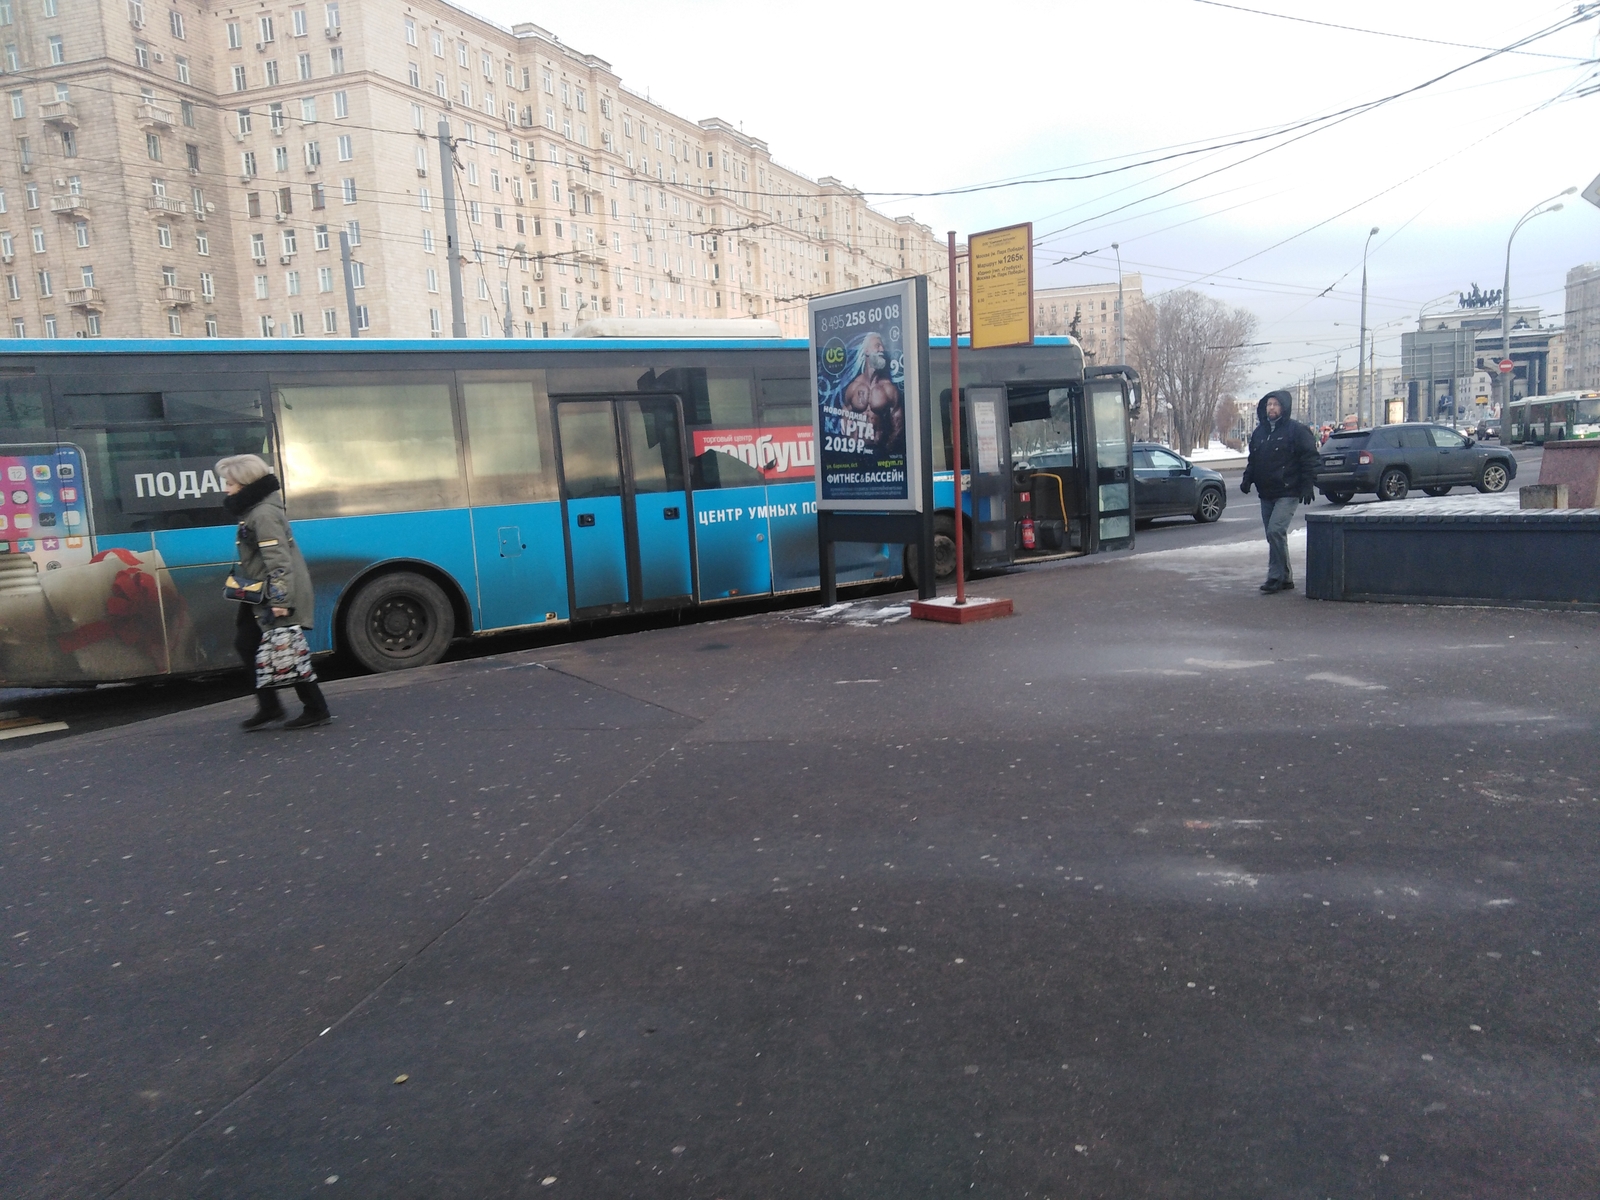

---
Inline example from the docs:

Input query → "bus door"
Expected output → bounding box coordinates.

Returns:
[964,386,1013,570]
[553,397,692,618]
[1085,376,1134,551]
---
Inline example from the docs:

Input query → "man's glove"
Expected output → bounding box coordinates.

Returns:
[1300,490,1315,504]
[1239,480,1251,495]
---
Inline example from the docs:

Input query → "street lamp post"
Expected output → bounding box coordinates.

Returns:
[1358,226,1379,428]
[501,241,528,337]
[1111,242,1125,366]
[1501,189,1574,420]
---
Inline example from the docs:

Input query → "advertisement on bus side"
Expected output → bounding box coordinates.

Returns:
[808,279,925,512]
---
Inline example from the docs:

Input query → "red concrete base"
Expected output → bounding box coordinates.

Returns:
[1537,440,1600,508]
[910,596,1015,624]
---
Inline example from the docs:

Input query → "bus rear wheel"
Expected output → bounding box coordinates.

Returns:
[344,571,455,673]
[905,513,968,588]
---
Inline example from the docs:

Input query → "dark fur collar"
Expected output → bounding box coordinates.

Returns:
[223,472,281,516]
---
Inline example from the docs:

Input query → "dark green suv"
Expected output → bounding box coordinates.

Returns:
[1316,423,1517,504]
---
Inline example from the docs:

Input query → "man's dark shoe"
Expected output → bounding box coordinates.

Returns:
[1258,580,1283,593]
[283,710,332,730]
[240,709,283,731]
[1279,580,1296,591]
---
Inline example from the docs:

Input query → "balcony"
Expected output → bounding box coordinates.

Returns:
[156,285,194,306]
[145,194,188,217]
[137,101,175,130]
[66,286,103,311]
[49,195,89,218]
[40,100,79,128]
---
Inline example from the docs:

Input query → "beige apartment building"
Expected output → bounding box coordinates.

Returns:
[1034,275,1142,365]
[0,0,950,340]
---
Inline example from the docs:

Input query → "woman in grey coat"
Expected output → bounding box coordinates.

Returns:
[217,454,332,730]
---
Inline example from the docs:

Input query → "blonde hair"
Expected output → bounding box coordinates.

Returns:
[215,454,274,486]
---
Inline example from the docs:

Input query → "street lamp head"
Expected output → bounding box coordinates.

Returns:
[1549,203,1565,214]
[1561,186,1578,196]
[1369,226,1379,236]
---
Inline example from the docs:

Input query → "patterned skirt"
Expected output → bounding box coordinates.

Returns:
[255,625,317,689]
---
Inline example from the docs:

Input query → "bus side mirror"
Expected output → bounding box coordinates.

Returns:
[1127,382,1142,416]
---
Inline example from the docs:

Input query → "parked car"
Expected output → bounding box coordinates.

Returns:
[1132,442,1227,524]
[1316,423,1517,504]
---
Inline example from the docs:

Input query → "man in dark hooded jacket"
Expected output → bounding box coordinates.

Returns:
[1240,388,1320,593]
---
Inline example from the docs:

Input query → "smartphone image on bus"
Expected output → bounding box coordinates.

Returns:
[0,443,94,572]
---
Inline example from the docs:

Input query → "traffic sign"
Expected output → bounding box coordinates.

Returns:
[1583,171,1600,211]
[1498,359,1515,373]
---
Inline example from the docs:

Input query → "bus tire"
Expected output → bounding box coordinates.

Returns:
[343,571,455,673]
[904,513,967,588]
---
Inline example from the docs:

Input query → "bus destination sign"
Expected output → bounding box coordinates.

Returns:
[808,279,925,512]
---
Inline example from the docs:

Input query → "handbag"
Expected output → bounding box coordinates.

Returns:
[222,565,266,604]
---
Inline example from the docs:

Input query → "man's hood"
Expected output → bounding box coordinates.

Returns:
[1257,389,1294,422]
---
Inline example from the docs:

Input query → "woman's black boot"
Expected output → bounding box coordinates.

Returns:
[240,688,286,731]
[283,682,332,729]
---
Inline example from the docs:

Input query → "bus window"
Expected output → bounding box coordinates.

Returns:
[0,379,47,434]
[557,402,622,500]
[55,392,271,535]
[276,381,462,518]
[461,377,556,505]
[622,400,685,494]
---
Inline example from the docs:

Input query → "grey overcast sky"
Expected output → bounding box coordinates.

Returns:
[471,0,1599,387]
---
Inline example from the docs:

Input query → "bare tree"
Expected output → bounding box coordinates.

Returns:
[1129,290,1257,455]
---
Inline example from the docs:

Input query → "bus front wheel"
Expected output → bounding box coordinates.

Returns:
[344,571,455,673]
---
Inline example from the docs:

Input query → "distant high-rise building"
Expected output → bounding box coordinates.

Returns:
[1033,276,1143,364]
[0,0,949,339]
[1564,262,1600,390]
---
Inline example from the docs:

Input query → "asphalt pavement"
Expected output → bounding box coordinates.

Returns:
[7,442,1594,1200]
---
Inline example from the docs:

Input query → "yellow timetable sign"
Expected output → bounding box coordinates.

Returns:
[968,222,1034,350]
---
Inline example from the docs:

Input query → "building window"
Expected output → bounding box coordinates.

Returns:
[195,230,208,255]
[258,315,272,336]
[303,141,320,168]
[322,309,336,333]
[254,274,268,299]
[329,46,343,73]
[298,97,315,123]
[429,307,441,334]
[349,261,364,288]
[344,219,359,245]
[227,21,241,49]
[175,55,189,84]
[404,17,416,45]
[425,267,437,292]
[336,134,352,161]
[264,59,279,86]
[134,42,149,68]
[318,265,333,291]
[273,145,289,172]
[185,143,199,171]
[29,226,43,252]
[250,232,265,259]
[241,150,257,177]
[157,223,171,249]
[161,264,177,286]
[407,61,420,88]
[47,35,62,64]
[282,227,297,254]
[286,270,300,295]
[145,132,162,161]
[292,8,307,37]
[311,182,325,209]
[88,314,101,336]
[355,304,368,331]
[258,15,274,43]
[291,311,305,335]
[435,74,446,99]
[200,270,214,299]
[166,311,181,335]
[43,314,56,337]
[430,30,442,57]
[297,52,311,81]
[73,221,87,247]
[418,187,431,212]
[420,227,433,252]
[10,318,22,337]
[340,177,356,203]
[233,64,247,91]
[36,268,50,296]
[315,223,329,250]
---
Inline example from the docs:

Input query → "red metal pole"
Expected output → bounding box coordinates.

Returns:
[947,231,965,605]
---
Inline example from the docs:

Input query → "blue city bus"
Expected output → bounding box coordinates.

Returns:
[0,334,1132,686]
